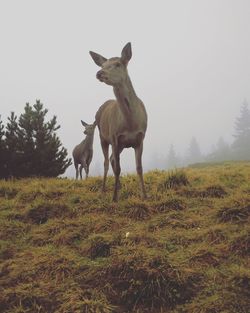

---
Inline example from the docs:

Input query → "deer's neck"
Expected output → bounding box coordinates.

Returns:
[81,134,94,148]
[113,75,139,125]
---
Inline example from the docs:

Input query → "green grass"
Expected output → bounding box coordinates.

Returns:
[0,162,250,312]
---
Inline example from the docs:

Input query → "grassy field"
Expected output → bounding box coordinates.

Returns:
[0,162,249,313]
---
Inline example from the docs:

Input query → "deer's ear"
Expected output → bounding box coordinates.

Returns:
[89,51,107,67]
[121,42,132,66]
[81,120,89,127]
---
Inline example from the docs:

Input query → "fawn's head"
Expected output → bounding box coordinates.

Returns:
[81,120,96,136]
[89,42,132,86]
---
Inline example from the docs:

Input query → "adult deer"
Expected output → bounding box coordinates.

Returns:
[89,42,147,201]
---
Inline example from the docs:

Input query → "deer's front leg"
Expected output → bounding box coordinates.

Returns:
[74,162,79,180]
[111,144,121,202]
[134,142,147,200]
[100,140,109,192]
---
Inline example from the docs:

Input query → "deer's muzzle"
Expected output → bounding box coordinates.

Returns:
[96,70,105,81]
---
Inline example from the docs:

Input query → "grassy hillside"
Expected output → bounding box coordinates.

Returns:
[0,162,249,313]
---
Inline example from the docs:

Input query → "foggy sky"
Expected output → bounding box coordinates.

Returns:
[0,0,250,176]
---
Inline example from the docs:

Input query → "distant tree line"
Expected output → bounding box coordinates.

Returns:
[0,100,72,179]
[149,100,250,170]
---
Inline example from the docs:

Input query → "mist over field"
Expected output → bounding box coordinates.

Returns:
[1,3,250,312]
[0,0,250,177]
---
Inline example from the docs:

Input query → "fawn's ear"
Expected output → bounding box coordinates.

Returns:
[93,120,97,127]
[89,51,107,67]
[121,42,132,66]
[81,120,88,127]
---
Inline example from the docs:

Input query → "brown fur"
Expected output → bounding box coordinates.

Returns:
[90,43,147,201]
[72,121,96,179]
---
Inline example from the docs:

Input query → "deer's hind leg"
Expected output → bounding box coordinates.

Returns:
[85,151,93,179]
[79,164,83,179]
[80,158,88,180]
[110,147,123,191]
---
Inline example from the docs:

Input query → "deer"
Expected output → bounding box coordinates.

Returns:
[89,42,147,202]
[72,120,96,179]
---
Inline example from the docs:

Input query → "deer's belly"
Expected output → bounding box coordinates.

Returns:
[118,131,144,148]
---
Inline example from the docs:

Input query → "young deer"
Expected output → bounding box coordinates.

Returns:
[89,42,147,201]
[72,120,96,179]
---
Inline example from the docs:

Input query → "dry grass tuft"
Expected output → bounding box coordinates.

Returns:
[102,251,200,311]
[26,202,70,224]
[229,231,250,256]
[201,185,227,198]
[123,199,151,220]
[158,170,189,191]
[217,205,250,223]
[155,197,186,212]
[0,186,19,199]
[88,236,111,259]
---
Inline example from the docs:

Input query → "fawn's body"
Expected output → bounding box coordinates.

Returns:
[73,121,96,179]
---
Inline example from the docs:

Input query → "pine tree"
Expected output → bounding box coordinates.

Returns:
[232,100,250,160]
[167,144,178,169]
[4,100,72,178]
[208,137,231,162]
[5,112,20,177]
[17,103,36,176]
[187,137,202,164]
[0,116,8,179]
[20,100,72,177]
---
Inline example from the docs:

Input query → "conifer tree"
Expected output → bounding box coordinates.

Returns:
[20,100,71,177]
[232,100,250,160]
[0,116,7,179]
[187,137,202,164]
[167,144,178,169]
[5,112,20,177]
[17,103,36,176]
[4,100,71,177]
[208,137,231,162]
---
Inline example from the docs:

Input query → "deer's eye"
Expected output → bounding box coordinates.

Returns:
[115,62,121,67]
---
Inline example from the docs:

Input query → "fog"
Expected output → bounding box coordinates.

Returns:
[1,0,250,177]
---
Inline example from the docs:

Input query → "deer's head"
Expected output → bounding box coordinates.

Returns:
[81,120,96,135]
[89,43,132,86]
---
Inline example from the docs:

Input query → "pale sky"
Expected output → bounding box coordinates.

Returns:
[0,0,250,176]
